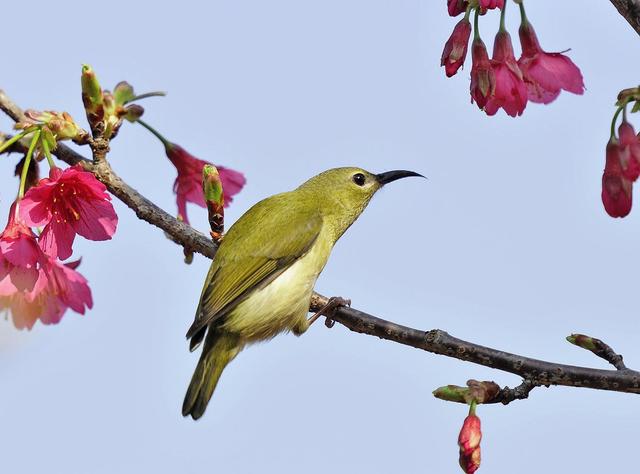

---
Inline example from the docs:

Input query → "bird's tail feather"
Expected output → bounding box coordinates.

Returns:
[182,331,241,420]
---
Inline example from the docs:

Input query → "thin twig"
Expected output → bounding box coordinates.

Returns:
[567,333,627,370]
[492,379,537,405]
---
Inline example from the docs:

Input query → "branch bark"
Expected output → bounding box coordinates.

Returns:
[1,89,639,405]
[610,0,640,35]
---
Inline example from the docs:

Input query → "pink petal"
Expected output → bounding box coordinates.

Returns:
[39,297,67,325]
[0,273,17,296]
[39,221,76,260]
[0,234,40,267]
[8,296,41,330]
[19,185,55,227]
[218,166,246,207]
[73,198,118,241]
[176,193,190,224]
[8,266,39,292]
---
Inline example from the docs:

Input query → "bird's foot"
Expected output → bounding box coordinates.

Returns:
[308,296,351,328]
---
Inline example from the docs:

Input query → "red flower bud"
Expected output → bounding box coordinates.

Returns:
[441,19,472,77]
[602,138,633,218]
[470,38,495,110]
[618,121,640,181]
[458,411,482,474]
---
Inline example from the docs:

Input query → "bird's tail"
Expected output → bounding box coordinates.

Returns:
[182,330,241,420]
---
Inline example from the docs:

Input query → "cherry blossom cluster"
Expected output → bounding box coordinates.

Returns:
[0,111,114,329]
[441,0,584,117]
[0,66,246,329]
[601,88,640,218]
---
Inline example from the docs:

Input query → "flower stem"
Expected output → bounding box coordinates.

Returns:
[499,1,507,31]
[464,4,472,21]
[611,105,626,140]
[518,0,528,25]
[0,130,27,154]
[18,128,41,198]
[40,134,56,169]
[473,7,480,40]
[469,400,477,415]
[136,119,171,148]
[127,91,167,104]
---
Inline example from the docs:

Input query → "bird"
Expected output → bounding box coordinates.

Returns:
[182,167,422,420]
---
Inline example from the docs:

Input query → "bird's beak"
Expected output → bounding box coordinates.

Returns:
[375,170,424,185]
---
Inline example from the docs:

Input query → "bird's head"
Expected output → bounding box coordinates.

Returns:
[297,167,423,237]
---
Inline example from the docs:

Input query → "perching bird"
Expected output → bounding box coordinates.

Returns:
[182,167,422,419]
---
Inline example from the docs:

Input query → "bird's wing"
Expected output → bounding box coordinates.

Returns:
[186,194,322,341]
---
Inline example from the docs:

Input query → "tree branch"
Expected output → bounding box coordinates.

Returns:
[2,89,639,405]
[610,0,640,35]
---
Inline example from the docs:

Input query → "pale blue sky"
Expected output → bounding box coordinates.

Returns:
[1,1,639,473]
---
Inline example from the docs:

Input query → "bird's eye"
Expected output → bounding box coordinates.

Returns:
[352,173,366,186]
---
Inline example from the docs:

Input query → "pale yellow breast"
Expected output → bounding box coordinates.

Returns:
[221,233,333,341]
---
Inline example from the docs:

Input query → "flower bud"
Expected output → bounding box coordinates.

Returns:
[16,110,87,147]
[441,18,472,77]
[433,380,500,405]
[203,164,225,242]
[617,120,640,181]
[566,334,600,352]
[433,385,469,404]
[470,38,495,110]
[458,406,482,474]
[123,104,145,123]
[81,65,105,135]
[602,137,633,217]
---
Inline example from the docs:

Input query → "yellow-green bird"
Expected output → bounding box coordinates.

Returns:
[182,167,422,419]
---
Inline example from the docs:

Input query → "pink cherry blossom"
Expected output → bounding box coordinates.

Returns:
[517,21,584,104]
[0,203,42,294]
[40,257,93,323]
[0,256,92,330]
[19,165,118,260]
[485,30,528,117]
[165,143,246,224]
[0,203,91,329]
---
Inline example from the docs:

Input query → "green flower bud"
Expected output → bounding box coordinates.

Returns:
[81,64,105,135]
[203,164,225,242]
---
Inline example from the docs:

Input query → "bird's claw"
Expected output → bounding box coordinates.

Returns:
[308,296,351,328]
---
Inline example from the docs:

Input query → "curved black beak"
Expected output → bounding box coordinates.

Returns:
[375,170,425,185]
